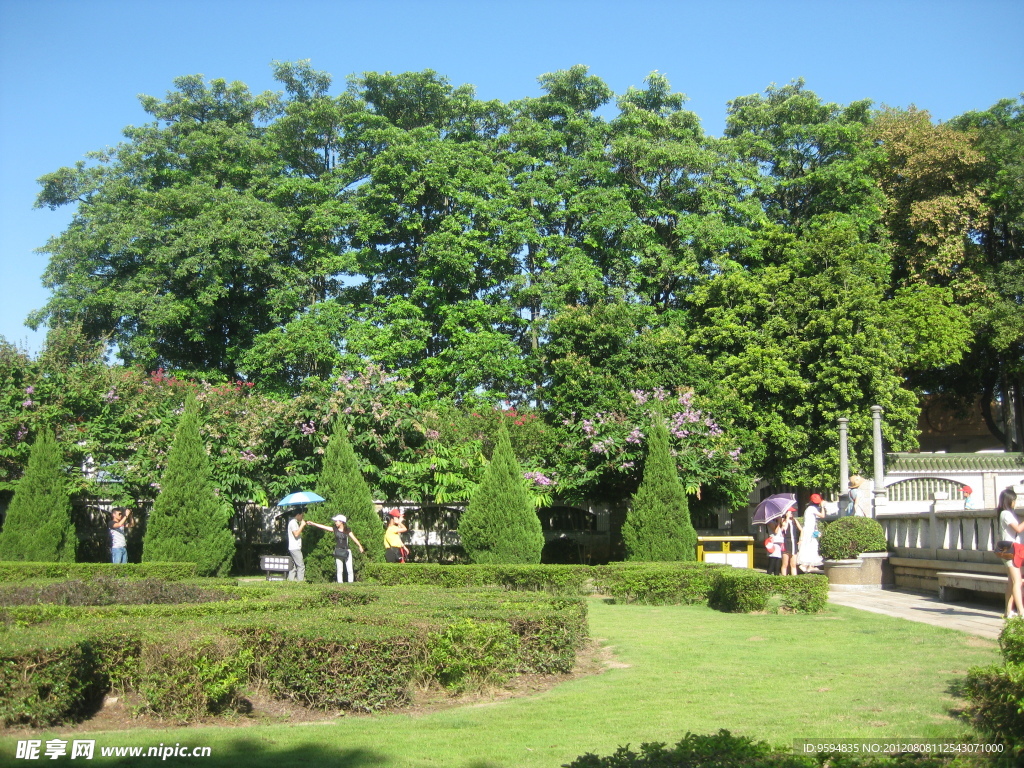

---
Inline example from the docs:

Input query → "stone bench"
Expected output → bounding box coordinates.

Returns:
[936,571,1007,602]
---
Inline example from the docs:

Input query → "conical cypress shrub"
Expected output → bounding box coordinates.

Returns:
[305,421,383,581]
[458,422,543,564]
[0,430,75,562]
[143,393,235,576]
[623,420,697,561]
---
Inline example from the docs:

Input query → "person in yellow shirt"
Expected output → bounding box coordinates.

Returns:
[384,508,408,563]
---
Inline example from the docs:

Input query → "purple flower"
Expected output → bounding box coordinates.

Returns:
[24,386,34,395]
[300,420,317,435]
[21,399,34,409]
[626,428,644,444]
[102,388,119,403]
[426,429,440,440]
[15,425,28,442]
[524,471,554,486]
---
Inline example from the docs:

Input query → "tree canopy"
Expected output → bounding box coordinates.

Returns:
[14,63,1024,502]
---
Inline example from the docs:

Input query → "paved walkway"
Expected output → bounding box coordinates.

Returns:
[827,588,1007,640]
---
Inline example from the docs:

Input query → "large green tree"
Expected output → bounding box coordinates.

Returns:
[143,393,235,575]
[0,430,75,562]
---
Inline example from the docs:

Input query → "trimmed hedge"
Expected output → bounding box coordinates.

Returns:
[707,570,830,614]
[592,562,725,605]
[0,581,589,724]
[362,562,829,614]
[362,562,590,595]
[0,562,198,582]
[819,517,888,560]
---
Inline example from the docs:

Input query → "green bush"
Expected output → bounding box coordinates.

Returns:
[0,581,587,723]
[0,577,242,607]
[422,618,520,692]
[819,516,888,560]
[135,637,253,720]
[564,729,814,768]
[458,422,544,564]
[361,562,589,595]
[592,562,723,605]
[999,616,1024,665]
[0,430,75,563]
[622,421,697,562]
[0,561,198,582]
[0,634,130,727]
[143,393,235,576]
[707,570,829,614]
[962,662,1024,760]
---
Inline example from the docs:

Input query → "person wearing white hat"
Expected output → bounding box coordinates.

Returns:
[307,514,365,583]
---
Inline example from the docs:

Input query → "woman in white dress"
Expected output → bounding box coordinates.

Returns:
[797,493,826,572]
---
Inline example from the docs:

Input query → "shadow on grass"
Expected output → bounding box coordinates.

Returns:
[98,739,388,767]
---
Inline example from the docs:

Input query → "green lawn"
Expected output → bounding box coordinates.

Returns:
[0,599,999,767]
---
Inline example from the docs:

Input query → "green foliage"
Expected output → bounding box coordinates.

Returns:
[142,393,235,576]
[819,516,889,560]
[0,430,74,562]
[0,561,197,581]
[962,662,1024,760]
[592,562,723,605]
[622,421,697,561]
[707,570,830,614]
[361,562,589,595]
[564,729,815,768]
[1000,616,1024,665]
[0,579,587,724]
[305,420,382,581]
[458,423,544,564]
[135,637,253,720]
[422,618,520,692]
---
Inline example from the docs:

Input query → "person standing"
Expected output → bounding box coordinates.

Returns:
[848,475,872,517]
[384,508,408,563]
[109,507,132,564]
[797,493,826,572]
[765,518,784,575]
[287,510,308,581]
[781,506,801,575]
[997,488,1024,619]
[308,514,365,583]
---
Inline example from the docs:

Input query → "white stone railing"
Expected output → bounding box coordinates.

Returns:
[875,503,1002,565]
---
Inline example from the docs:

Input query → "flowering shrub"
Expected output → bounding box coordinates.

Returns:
[553,387,749,504]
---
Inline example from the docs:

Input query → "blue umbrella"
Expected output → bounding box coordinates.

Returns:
[278,491,326,507]
[752,493,797,525]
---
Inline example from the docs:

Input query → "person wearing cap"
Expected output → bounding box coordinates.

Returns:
[796,493,826,573]
[962,485,978,511]
[286,509,308,581]
[307,515,365,583]
[384,508,408,563]
[996,487,1024,619]
[848,475,872,517]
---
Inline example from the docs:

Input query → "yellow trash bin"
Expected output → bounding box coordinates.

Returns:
[697,536,754,569]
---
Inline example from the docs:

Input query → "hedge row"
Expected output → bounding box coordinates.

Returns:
[0,561,198,582]
[962,617,1024,759]
[361,562,590,595]
[363,562,829,614]
[565,729,990,768]
[0,581,588,726]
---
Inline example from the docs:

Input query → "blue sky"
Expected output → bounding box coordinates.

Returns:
[1,0,1021,354]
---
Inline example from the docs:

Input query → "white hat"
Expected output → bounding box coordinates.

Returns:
[332,514,347,523]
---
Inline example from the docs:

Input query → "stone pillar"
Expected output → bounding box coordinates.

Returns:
[838,418,849,495]
[871,405,887,515]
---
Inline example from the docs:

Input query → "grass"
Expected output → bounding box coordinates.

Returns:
[0,598,1000,767]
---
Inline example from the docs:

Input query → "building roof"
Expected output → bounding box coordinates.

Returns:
[887,452,1024,473]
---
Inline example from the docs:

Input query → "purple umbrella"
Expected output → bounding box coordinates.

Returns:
[752,493,797,525]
